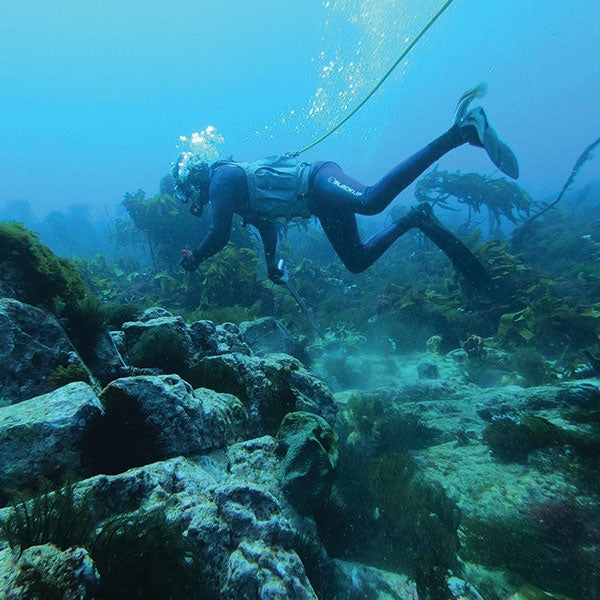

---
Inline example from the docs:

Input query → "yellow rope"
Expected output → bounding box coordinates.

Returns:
[291,0,456,157]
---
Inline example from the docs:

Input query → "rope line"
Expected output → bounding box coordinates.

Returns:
[291,0,456,157]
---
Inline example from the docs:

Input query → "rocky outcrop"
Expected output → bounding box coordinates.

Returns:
[71,454,319,599]
[0,298,89,405]
[0,382,102,494]
[186,352,337,434]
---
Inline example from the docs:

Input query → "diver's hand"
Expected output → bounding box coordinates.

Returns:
[180,249,199,272]
[267,265,286,285]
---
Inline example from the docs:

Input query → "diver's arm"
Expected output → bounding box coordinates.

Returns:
[251,218,285,284]
[182,193,234,271]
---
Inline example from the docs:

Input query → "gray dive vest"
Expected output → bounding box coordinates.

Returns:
[213,154,312,219]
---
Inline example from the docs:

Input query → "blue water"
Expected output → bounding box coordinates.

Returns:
[1,1,599,216]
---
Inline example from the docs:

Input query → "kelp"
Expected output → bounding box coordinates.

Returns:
[415,170,534,235]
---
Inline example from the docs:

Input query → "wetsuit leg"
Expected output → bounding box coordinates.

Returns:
[317,203,490,284]
[317,209,417,274]
[311,126,461,216]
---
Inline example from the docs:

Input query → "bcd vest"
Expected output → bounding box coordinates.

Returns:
[212,154,312,219]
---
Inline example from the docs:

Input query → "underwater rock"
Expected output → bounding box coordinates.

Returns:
[72,455,313,598]
[239,316,300,358]
[122,313,194,366]
[84,329,129,386]
[0,382,103,495]
[223,538,317,600]
[0,544,99,600]
[449,346,513,388]
[329,559,419,600]
[447,575,485,600]
[0,298,88,405]
[417,360,440,379]
[98,375,250,459]
[186,352,337,435]
[189,319,252,358]
[275,412,338,515]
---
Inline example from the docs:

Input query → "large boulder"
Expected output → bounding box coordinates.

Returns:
[0,382,103,497]
[276,412,338,515]
[68,455,318,599]
[239,317,300,358]
[186,352,337,434]
[0,298,89,405]
[97,374,250,461]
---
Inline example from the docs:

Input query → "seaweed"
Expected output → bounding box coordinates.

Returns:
[0,221,87,308]
[415,170,534,236]
[47,363,91,389]
[0,478,95,554]
[482,415,600,462]
[128,327,189,374]
[0,481,217,600]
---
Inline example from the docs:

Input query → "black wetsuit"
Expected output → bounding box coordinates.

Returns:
[191,126,489,283]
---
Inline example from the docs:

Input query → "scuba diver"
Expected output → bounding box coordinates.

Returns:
[173,88,518,286]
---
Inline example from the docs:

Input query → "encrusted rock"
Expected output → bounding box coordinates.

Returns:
[73,455,312,598]
[0,544,99,600]
[186,352,337,434]
[99,375,250,458]
[0,382,103,494]
[84,330,129,386]
[329,559,419,600]
[239,317,300,358]
[276,412,338,515]
[0,298,87,405]
[223,539,317,600]
[189,319,252,358]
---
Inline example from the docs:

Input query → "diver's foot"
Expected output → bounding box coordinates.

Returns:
[458,107,519,179]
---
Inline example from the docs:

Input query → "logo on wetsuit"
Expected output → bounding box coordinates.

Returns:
[327,176,364,197]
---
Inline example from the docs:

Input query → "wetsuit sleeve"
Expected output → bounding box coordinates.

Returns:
[192,178,235,264]
[249,218,278,272]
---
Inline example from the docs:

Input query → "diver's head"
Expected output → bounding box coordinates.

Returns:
[171,152,210,215]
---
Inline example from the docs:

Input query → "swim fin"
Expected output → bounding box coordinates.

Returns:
[454,84,519,179]
[460,107,519,179]
[409,203,492,287]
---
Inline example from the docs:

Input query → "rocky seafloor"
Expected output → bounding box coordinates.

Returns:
[0,297,598,600]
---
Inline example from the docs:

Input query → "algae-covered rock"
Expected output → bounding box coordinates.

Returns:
[190,319,252,358]
[186,352,337,434]
[122,313,194,373]
[239,316,300,358]
[0,221,86,308]
[0,382,103,495]
[0,544,99,600]
[68,455,313,599]
[276,412,338,515]
[0,298,89,405]
[91,375,249,472]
